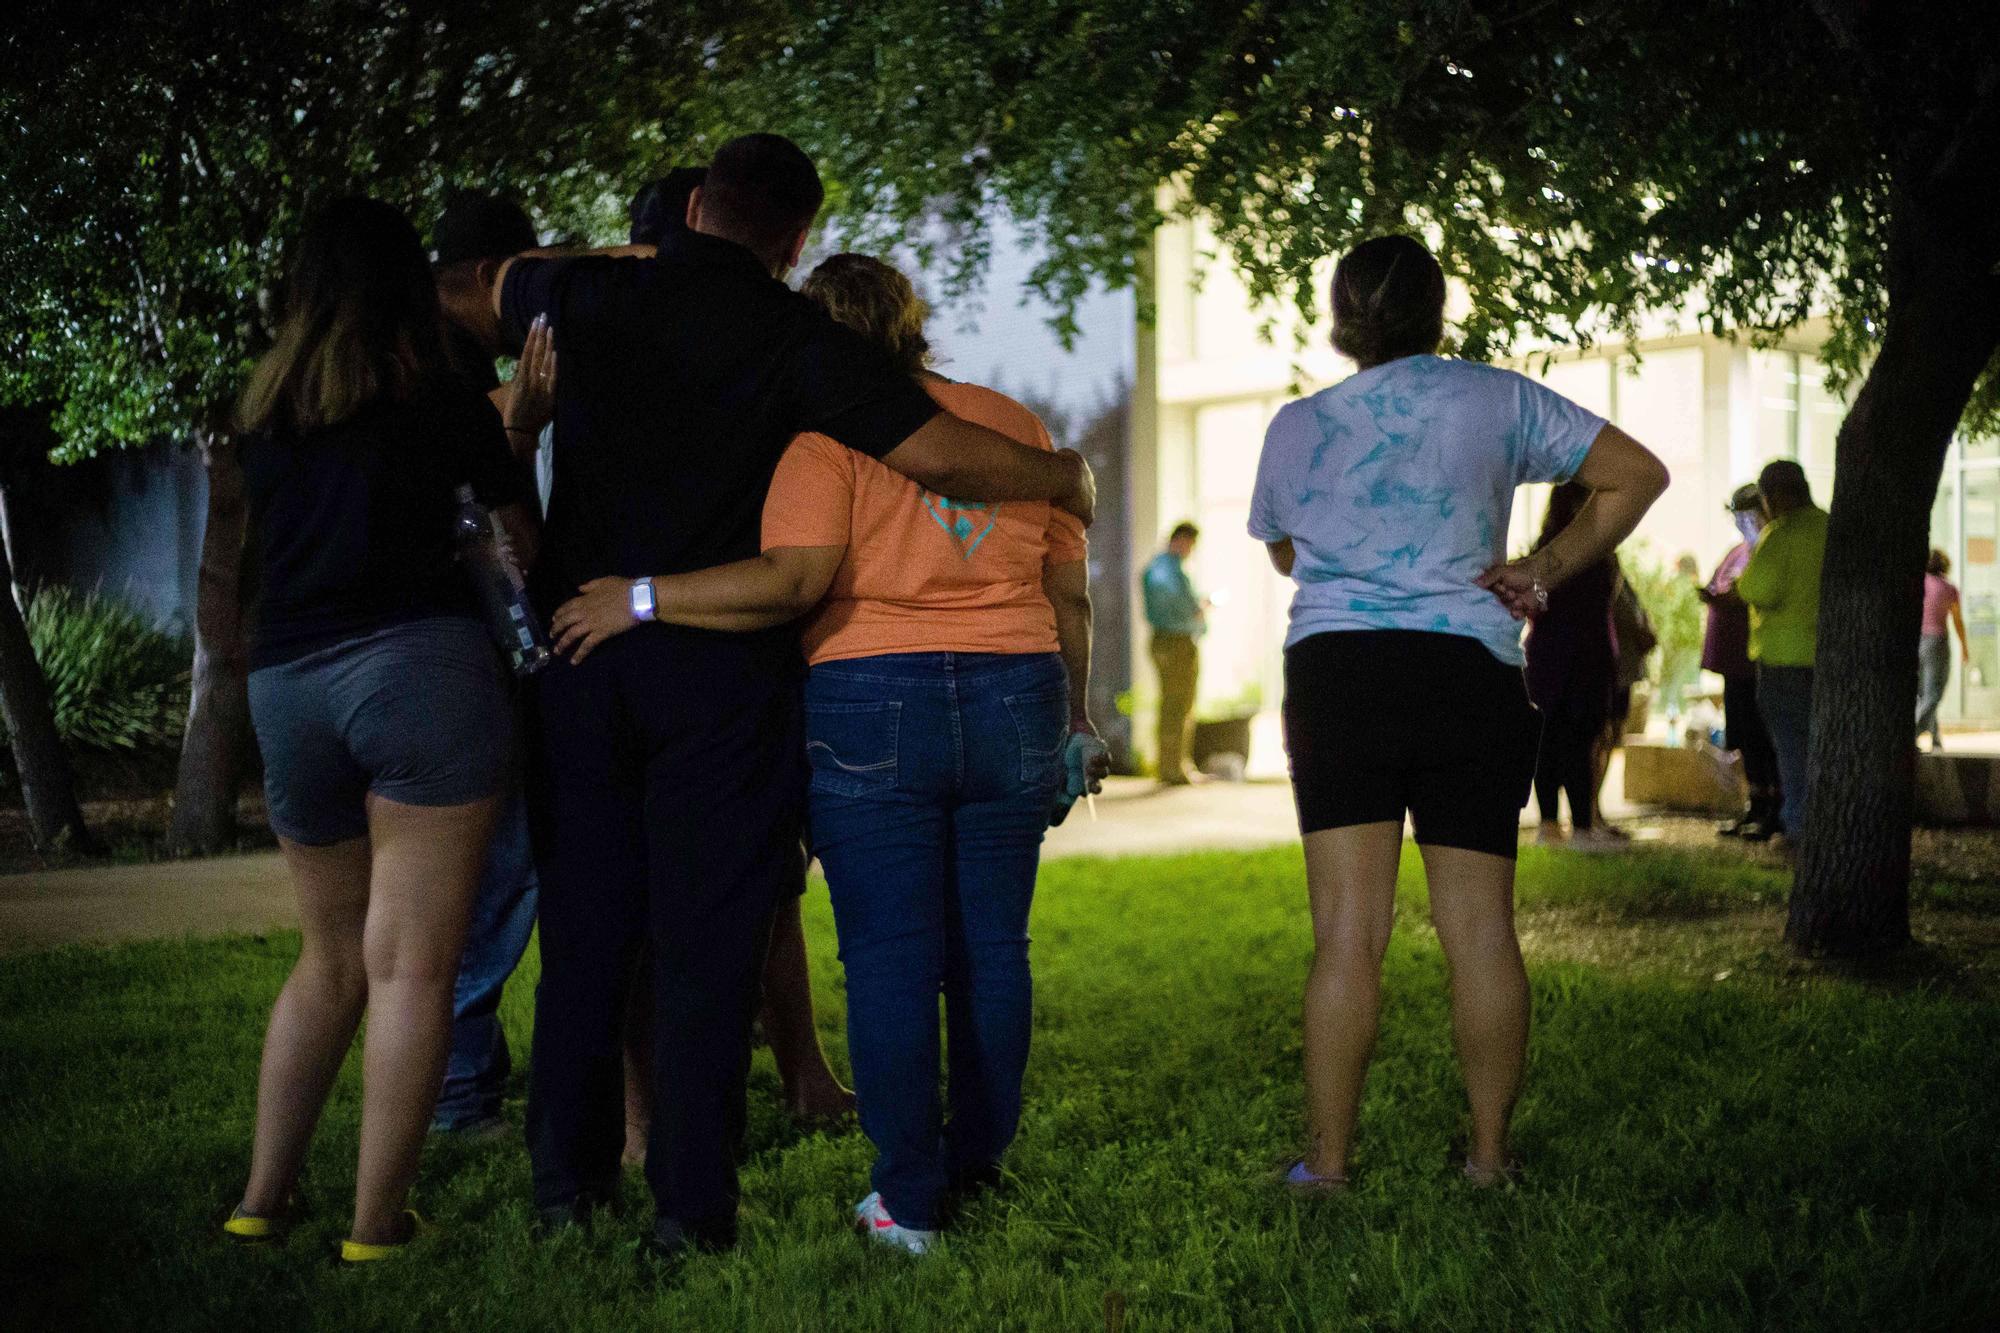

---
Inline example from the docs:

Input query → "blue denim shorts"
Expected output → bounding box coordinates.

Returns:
[249,615,513,845]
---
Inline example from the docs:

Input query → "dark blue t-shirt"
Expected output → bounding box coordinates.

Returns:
[243,377,530,669]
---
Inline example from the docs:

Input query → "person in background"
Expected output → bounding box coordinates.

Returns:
[1143,522,1206,785]
[1734,459,1828,849]
[614,167,856,1165]
[627,166,709,248]
[491,133,1094,1262]
[1701,484,1782,839]
[1916,548,1971,752]
[425,191,557,1137]
[1588,557,1655,843]
[433,192,557,466]
[225,198,538,1259]
[1249,234,1667,1192]
[1525,483,1623,852]
[549,251,1108,1256]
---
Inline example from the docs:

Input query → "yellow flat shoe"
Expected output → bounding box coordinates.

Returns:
[339,1210,424,1264]
[222,1204,290,1245]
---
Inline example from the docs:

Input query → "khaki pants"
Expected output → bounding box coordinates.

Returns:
[1150,633,1200,783]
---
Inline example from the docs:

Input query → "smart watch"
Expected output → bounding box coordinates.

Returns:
[629,578,657,623]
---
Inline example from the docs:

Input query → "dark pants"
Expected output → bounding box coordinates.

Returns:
[1721,671,1779,796]
[524,629,801,1244]
[805,652,1066,1231]
[435,786,540,1129]
[1756,663,1814,838]
[1534,694,1604,832]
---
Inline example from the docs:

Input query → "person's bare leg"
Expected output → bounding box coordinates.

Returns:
[761,894,855,1122]
[1300,822,1404,1179]
[1419,843,1530,1181]
[240,835,373,1218]
[622,955,652,1165]
[350,792,498,1245]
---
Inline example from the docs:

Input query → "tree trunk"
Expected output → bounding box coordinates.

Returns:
[0,504,97,855]
[0,482,24,612]
[167,433,251,854]
[1787,197,2000,956]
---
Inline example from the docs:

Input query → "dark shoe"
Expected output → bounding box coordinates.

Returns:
[531,1182,618,1238]
[1716,811,1753,837]
[432,1113,513,1142]
[641,1213,737,1273]
[1736,819,1780,843]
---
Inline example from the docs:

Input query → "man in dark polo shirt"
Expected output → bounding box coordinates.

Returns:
[491,133,1093,1261]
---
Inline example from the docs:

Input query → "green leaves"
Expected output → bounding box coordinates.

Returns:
[0,0,772,459]
[6,1,1994,461]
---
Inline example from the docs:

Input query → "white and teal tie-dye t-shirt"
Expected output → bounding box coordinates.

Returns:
[1248,355,1605,666]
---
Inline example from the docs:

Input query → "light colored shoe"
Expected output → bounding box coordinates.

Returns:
[1567,827,1626,854]
[339,1209,423,1264]
[1534,824,1565,846]
[853,1192,937,1256]
[221,1202,293,1245]
[1279,1158,1348,1196]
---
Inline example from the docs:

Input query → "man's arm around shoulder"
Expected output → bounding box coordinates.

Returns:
[881,414,1095,527]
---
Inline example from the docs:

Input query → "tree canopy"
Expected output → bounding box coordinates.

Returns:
[9,1,1993,453]
[0,0,774,459]
[765,0,1991,425]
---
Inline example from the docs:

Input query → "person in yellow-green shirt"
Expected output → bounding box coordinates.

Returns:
[1733,460,1828,844]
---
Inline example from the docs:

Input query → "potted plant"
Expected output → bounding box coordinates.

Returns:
[1191,682,1262,774]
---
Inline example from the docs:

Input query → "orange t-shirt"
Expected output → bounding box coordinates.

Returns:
[759,378,1089,666]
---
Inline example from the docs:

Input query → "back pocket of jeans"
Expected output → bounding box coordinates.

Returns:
[1004,689,1068,792]
[805,700,901,798]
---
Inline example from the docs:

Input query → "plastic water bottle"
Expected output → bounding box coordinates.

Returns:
[454,485,553,676]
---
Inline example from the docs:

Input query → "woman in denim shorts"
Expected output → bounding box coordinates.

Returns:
[223,198,538,1260]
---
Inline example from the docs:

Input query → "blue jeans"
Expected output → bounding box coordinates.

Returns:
[1916,634,1951,747]
[806,652,1067,1230]
[1757,664,1814,839]
[435,786,540,1129]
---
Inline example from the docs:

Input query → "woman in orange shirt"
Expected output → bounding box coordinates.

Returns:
[551,253,1107,1254]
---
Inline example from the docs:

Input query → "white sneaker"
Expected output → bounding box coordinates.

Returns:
[853,1192,937,1256]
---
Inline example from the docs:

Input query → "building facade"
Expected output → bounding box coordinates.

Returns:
[1128,216,1998,769]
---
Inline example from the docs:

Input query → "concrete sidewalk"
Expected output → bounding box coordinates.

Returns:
[0,777,1305,955]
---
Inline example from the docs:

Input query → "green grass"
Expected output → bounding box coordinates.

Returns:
[2,846,1995,1329]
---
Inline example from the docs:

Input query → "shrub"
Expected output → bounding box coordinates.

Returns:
[1621,543,1705,711]
[11,585,190,754]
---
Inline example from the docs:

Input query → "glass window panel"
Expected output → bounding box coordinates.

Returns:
[1613,349,1708,561]
[1750,349,1800,463]
[1960,467,2000,725]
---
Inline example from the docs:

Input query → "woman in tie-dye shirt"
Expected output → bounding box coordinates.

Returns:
[1249,235,1668,1192]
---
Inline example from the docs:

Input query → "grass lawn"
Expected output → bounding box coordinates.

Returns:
[1,844,1995,1329]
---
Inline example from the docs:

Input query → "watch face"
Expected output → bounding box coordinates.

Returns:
[631,581,656,619]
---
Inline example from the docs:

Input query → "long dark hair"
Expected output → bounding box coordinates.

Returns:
[1330,235,1446,367]
[237,197,449,436]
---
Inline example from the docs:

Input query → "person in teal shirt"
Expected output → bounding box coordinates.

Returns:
[1734,459,1828,844]
[1143,523,1206,783]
